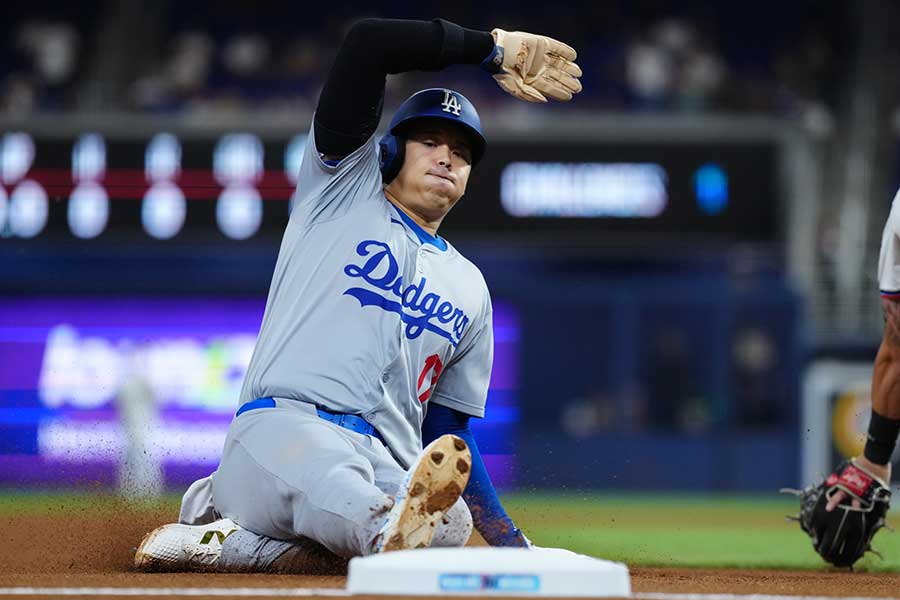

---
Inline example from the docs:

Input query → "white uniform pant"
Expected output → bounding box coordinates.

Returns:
[180,398,472,559]
[879,189,900,295]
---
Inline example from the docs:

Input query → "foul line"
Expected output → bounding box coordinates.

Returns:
[0,590,898,600]
[0,589,348,597]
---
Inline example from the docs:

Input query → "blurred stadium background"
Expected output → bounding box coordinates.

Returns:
[3,0,900,570]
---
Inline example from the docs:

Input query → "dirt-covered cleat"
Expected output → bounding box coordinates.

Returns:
[134,518,240,572]
[373,434,472,553]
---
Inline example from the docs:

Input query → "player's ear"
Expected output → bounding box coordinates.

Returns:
[379,134,405,184]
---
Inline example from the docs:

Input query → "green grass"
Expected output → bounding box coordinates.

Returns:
[3,490,899,571]
[501,493,900,572]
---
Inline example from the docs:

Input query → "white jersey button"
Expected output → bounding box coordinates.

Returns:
[381,372,390,383]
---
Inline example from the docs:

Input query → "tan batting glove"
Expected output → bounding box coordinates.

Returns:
[487,28,583,103]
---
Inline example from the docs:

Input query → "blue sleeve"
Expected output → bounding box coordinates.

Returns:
[422,403,528,547]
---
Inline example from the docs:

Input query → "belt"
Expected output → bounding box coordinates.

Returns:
[236,397,384,443]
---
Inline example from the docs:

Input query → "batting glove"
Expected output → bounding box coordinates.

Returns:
[482,29,583,103]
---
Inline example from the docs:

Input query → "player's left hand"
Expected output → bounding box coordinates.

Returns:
[824,456,891,513]
[486,29,582,103]
[783,460,891,567]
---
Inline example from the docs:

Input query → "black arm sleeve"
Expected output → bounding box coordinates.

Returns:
[314,18,495,157]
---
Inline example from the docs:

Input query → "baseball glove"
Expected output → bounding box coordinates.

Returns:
[782,461,891,567]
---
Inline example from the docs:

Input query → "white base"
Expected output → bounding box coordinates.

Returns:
[346,547,631,597]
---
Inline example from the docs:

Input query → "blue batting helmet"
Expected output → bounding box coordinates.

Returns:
[379,88,486,184]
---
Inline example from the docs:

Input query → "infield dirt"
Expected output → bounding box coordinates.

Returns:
[3,498,900,598]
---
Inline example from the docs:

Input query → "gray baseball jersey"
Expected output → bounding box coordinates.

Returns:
[239,121,494,468]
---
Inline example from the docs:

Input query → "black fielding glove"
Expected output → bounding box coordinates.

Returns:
[783,461,891,567]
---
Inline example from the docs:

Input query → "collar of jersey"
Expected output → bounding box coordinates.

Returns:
[389,202,448,251]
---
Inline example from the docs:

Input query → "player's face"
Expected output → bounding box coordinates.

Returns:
[388,125,473,222]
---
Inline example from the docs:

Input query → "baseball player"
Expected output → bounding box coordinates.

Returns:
[786,189,900,567]
[134,18,582,573]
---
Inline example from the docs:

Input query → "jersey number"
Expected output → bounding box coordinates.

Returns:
[441,91,462,116]
[417,354,444,403]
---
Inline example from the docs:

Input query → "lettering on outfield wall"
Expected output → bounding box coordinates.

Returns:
[37,325,256,410]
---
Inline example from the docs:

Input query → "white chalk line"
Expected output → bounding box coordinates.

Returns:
[0,589,348,597]
[0,590,899,600]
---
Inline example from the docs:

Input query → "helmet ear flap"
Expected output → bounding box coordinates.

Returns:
[379,134,405,185]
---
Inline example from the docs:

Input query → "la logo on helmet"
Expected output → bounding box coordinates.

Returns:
[441,90,462,116]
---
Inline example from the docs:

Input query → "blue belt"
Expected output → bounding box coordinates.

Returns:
[236,397,384,443]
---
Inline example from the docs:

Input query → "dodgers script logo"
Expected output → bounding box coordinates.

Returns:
[343,240,469,346]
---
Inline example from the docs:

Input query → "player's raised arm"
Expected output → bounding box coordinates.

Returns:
[313,19,582,160]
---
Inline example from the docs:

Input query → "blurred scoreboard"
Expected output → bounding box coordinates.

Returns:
[0,130,778,245]
[464,136,776,242]
[0,131,303,242]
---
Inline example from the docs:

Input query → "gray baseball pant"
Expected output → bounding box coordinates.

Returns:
[180,398,472,564]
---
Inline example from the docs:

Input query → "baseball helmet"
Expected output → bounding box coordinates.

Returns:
[379,88,486,184]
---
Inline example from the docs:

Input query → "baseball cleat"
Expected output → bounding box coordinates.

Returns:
[134,517,240,572]
[374,434,471,553]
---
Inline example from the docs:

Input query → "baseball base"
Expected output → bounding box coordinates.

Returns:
[346,546,630,597]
